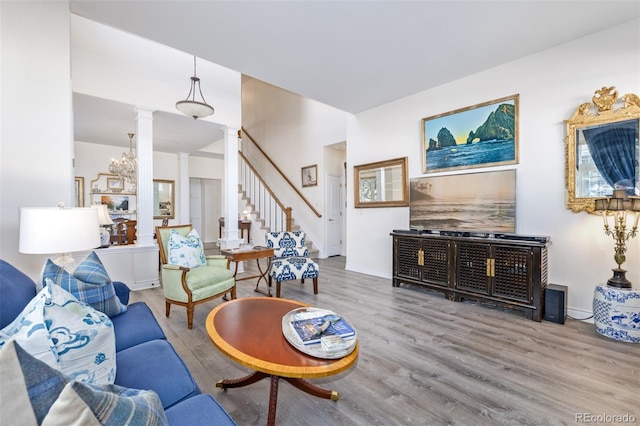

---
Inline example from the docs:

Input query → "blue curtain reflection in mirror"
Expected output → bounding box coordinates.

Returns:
[578,119,639,196]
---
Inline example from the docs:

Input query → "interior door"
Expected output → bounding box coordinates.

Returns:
[190,178,222,243]
[190,178,202,235]
[326,174,342,256]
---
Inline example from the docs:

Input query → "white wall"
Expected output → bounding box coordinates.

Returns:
[1,1,74,274]
[241,77,347,248]
[346,20,640,315]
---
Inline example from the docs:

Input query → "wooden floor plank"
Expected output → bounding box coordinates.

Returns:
[131,255,639,425]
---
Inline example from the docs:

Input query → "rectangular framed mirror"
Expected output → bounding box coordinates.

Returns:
[153,179,175,219]
[354,157,409,208]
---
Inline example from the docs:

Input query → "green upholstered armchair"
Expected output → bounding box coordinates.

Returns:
[156,224,236,329]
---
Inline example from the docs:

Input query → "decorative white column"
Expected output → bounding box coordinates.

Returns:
[134,106,154,246]
[178,152,190,224]
[219,127,243,249]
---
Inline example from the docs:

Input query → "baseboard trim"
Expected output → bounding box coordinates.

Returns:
[129,279,161,291]
[567,307,594,323]
[344,263,392,279]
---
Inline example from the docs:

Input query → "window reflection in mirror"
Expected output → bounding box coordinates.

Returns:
[575,119,639,198]
[153,179,174,219]
[564,86,640,213]
[354,157,408,208]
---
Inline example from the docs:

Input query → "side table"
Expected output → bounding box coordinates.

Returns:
[593,284,640,343]
[218,218,251,243]
[221,247,275,296]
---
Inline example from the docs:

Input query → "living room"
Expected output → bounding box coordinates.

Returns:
[1,1,639,424]
[3,2,639,317]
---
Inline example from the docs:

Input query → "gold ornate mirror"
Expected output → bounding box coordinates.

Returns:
[354,157,409,208]
[565,86,640,213]
[153,179,175,219]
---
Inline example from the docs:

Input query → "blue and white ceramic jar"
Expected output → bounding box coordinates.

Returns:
[593,284,640,343]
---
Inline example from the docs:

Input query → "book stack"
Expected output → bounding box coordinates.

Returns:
[282,307,357,359]
[289,313,356,346]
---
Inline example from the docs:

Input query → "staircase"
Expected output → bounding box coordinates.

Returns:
[237,169,318,258]
[238,130,320,258]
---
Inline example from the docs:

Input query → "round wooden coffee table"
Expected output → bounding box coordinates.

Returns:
[206,297,359,425]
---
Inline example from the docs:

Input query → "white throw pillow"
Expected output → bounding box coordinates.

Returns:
[0,282,116,385]
[167,228,207,268]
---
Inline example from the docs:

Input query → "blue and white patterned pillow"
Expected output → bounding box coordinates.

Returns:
[0,340,167,426]
[0,282,116,385]
[168,229,207,268]
[43,251,127,318]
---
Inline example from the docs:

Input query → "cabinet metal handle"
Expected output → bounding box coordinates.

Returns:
[486,258,495,277]
[418,249,424,266]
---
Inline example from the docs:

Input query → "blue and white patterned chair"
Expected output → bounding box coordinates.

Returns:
[266,231,319,298]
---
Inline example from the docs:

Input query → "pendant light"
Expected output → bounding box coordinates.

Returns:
[176,56,214,119]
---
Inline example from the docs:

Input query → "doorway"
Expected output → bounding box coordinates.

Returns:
[190,178,222,244]
[323,142,347,257]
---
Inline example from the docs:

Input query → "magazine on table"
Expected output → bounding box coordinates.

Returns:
[289,313,355,345]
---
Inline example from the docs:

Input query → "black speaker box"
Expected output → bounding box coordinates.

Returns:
[544,284,567,324]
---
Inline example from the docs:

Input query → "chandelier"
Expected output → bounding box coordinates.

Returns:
[176,56,214,119]
[109,133,137,184]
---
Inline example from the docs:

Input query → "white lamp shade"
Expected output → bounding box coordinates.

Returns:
[93,204,114,225]
[19,207,100,254]
[175,100,214,119]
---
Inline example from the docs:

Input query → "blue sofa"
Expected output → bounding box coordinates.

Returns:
[0,259,236,425]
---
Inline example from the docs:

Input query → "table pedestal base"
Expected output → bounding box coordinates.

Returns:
[216,371,339,425]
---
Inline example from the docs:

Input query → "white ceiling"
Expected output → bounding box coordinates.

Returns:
[73,93,227,159]
[69,0,640,157]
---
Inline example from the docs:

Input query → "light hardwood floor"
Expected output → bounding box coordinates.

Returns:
[131,256,638,426]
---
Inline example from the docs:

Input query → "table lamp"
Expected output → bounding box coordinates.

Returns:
[93,204,114,248]
[594,189,640,288]
[19,206,100,269]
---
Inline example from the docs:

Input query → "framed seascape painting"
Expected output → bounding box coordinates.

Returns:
[409,169,516,233]
[422,94,519,173]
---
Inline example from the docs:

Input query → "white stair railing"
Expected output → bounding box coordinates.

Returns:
[238,153,292,235]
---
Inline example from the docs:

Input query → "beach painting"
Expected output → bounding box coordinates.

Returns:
[409,169,516,233]
[422,95,518,173]
[100,195,133,213]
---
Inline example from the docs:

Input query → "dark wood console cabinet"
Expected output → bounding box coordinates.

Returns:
[392,231,550,321]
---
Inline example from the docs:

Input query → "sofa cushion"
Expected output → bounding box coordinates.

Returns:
[168,229,206,268]
[165,394,237,426]
[44,381,168,426]
[115,339,200,409]
[42,252,127,318]
[110,302,166,352]
[0,282,116,385]
[0,259,37,329]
